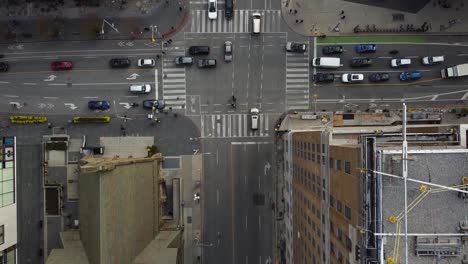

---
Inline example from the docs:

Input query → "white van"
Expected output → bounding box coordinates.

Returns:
[390,58,411,67]
[130,84,151,94]
[422,56,444,65]
[250,108,259,130]
[311,57,341,68]
[252,13,261,35]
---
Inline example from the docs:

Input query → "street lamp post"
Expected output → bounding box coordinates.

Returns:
[150,25,157,42]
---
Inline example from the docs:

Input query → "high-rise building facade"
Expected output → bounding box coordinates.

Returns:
[0,137,17,264]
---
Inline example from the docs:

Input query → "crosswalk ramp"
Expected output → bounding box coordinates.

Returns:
[285,52,310,110]
[190,9,282,33]
[201,113,272,138]
[162,49,186,110]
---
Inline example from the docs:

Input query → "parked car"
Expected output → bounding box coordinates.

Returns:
[391,58,411,67]
[356,44,377,53]
[224,41,233,62]
[369,73,390,82]
[399,71,422,81]
[174,56,193,65]
[350,58,372,67]
[322,45,343,55]
[313,73,335,83]
[208,0,217,19]
[198,59,217,68]
[137,59,156,68]
[422,56,444,65]
[286,42,307,53]
[143,100,165,110]
[189,46,210,55]
[109,58,131,68]
[0,62,8,72]
[88,100,111,110]
[51,61,73,71]
[341,73,364,83]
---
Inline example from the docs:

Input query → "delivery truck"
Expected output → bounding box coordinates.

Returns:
[441,63,468,78]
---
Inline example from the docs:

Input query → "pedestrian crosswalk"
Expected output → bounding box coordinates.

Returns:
[162,49,187,110]
[190,10,282,33]
[201,113,272,138]
[285,51,310,110]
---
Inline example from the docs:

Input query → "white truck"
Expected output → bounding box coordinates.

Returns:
[441,63,468,78]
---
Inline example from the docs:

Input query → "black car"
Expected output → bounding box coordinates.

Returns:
[198,59,216,68]
[174,56,193,65]
[143,100,165,110]
[350,58,372,67]
[189,46,210,55]
[0,62,8,72]
[322,45,343,55]
[313,73,335,83]
[88,100,111,110]
[109,58,131,68]
[369,73,390,82]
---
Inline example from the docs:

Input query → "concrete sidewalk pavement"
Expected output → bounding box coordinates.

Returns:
[281,0,468,37]
[0,0,188,43]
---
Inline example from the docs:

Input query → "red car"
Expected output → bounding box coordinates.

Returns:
[51,61,73,71]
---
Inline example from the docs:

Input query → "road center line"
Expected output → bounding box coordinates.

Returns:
[245,215,248,230]
[216,190,219,205]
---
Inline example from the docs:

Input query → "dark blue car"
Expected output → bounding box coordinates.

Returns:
[399,71,422,81]
[356,44,377,53]
[88,101,111,110]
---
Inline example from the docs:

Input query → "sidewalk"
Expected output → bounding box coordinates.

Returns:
[0,0,188,43]
[281,0,468,37]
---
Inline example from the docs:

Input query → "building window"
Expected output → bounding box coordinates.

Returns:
[337,227,343,241]
[316,144,320,153]
[322,156,326,165]
[345,206,352,220]
[346,236,352,251]
[312,143,315,152]
[312,154,315,162]
[329,158,334,168]
[308,142,311,151]
[330,242,335,254]
[322,144,325,153]
[330,220,334,233]
[337,251,343,263]
[330,195,334,207]
[345,161,351,174]
[0,225,4,245]
[316,155,320,164]
[337,200,342,213]
[337,160,342,171]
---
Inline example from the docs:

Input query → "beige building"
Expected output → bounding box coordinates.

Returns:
[282,111,468,264]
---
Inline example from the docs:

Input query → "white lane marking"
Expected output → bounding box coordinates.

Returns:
[154,69,159,100]
[216,149,219,165]
[406,56,419,58]
[378,56,392,59]
[245,215,248,230]
[457,54,468,56]
[332,69,432,73]
[232,141,273,145]
[4,95,19,98]
[84,56,97,59]
[6,48,159,55]
[259,214,261,230]
[0,81,10,84]
[49,82,139,86]
[23,83,37,85]
[43,97,59,99]
[7,53,160,60]
[83,96,98,99]
[216,190,219,205]
[461,92,468,100]
[258,175,260,189]
[431,95,439,101]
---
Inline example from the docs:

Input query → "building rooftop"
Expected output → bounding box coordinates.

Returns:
[380,150,468,263]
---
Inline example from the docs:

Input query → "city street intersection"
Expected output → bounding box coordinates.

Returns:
[1,0,468,263]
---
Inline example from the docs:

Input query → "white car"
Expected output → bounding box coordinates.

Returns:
[390,58,411,67]
[208,0,217,19]
[422,56,444,65]
[250,108,259,130]
[341,73,364,83]
[137,59,156,68]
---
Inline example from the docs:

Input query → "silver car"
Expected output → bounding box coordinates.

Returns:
[224,41,233,62]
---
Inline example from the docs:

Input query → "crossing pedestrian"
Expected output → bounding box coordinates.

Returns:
[300,19,303,23]
[340,10,344,15]
[295,19,299,23]
[289,9,292,13]
[341,16,346,19]
[294,10,297,14]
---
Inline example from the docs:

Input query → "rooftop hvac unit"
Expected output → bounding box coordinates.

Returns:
[415,236,462,257]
